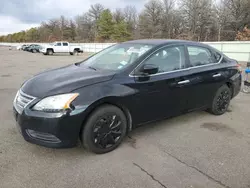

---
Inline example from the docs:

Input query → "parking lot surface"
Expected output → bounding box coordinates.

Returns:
[1,47,250,188]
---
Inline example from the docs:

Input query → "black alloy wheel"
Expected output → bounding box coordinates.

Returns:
[215,90,231,113]
[82,105,127,154]
[209,85,231,115]
[92,114,122,149]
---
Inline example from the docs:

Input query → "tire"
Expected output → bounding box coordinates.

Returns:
[47,49,53,55]
[242,85,250,93]
[81,105,127,154]
[32,49,36,53]
[208,85,231,115]
[70,52,73,55]
[73,50,78,55]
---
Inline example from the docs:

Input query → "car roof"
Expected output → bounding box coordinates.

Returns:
[123,39,208,47]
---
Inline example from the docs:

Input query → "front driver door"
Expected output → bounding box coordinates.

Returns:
[54,42,62,53]
[130,45,192,125]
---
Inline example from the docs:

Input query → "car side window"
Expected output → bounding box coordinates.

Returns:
[143,46,186,74]
[63,43,68,46]
[187,46,216,67]
[214,51,222,61]
[56,43,62,46]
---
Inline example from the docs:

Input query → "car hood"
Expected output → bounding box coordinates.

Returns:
[21,64,115,98]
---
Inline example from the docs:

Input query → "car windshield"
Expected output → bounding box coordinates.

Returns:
[80,43,154,71]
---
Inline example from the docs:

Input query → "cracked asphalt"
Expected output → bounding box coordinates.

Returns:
[1,47,250,188]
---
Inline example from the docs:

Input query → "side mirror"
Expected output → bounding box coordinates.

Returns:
[141,64,159,75]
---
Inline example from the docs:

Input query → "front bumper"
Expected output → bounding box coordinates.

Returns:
[13,106,84,148]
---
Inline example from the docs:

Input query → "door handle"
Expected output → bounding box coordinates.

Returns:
[178,80,190,84]
[213,73,221,78]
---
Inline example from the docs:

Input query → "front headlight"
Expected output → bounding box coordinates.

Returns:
[32,93,79,112]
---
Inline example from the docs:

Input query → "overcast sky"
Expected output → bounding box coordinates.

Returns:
[0,0,146,35]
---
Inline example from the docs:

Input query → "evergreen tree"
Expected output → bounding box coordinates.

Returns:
[97,9,114,41]
[112,21,131,42]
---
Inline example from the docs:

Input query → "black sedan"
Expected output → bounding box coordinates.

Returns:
[13,39,241,154]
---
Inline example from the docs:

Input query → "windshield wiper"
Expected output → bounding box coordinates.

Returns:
[88,66,97,71]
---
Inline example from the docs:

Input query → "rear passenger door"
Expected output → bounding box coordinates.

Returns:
[62,42,69,53]
[184,45,225,110]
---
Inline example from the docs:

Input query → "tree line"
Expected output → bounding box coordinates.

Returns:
[0,0,250,43]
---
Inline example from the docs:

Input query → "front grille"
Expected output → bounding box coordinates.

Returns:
[14,90,36,114]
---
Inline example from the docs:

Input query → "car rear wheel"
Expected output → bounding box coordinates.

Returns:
[73,50,78,55]
[242,85,250,93]
[242,81,250,93]
[81,105,127,154]
[209,85,231,115]
[47,49,53,55]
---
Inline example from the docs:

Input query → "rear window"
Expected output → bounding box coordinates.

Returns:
[187,46,216,67]
[214,52,222,61]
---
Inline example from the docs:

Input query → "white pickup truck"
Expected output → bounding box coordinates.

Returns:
[40,41,83,55]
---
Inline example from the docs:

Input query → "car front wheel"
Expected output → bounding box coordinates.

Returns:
[209,85,231,115]
[81,105,127,154]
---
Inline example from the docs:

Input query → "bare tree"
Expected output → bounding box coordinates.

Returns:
[75,13,94,42]
[214,0,230,41]
[88,3,105,40]
[171,10,186,39]
[59,16,69,40]
[197,0,214,41]
[161,0,176,38]
[180,0,200,39]
[139,0,163,38]
[179,0,215,40]
[123,6,138,38]
[88,3,105,21]
[223,0,249,32]
[113,8,125,23]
